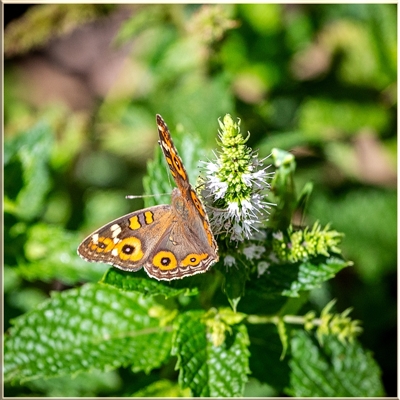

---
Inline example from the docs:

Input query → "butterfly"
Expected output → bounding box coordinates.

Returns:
[77,114,219,281]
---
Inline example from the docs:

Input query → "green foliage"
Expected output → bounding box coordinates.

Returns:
[132,379,191,397]
[4,4,115,57]
[4,3,394,397]
[4,122,53,221]
[17,223,107,284]
[288,330,385,397]
[4,284,173,383]
[172,311,250,396]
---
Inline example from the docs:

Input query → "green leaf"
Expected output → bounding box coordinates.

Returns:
[221,254,249,311]
[269,148,297,230]
[287,330,385,397]
[101,268,199,298]
[298,98,390,140]
[4,122,53,220]
[114,5,166,45]
[309,188,396,283]
[172,311,251,397]
[132,379,191,397]
[4,283,173,384]
[16,223,106,284]
[4,4,115,57]
[22,370,121,397]
[247,324,290,392]
[281,257,350,297]
[250,256,351,298]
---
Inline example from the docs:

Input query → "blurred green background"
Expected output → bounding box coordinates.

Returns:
[4,4,396,397]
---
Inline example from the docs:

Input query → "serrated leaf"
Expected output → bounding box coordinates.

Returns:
[101,268,198,298]
[4,283,173,384]
[281,257,350,296]
[249,256,350,298]
[172,311,250,397]
[287,330,385,397]
[16,223,107,284]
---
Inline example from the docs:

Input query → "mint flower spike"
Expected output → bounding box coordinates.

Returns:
[201,114,275,242]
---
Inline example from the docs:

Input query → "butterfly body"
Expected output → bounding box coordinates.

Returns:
[78,115,218,281]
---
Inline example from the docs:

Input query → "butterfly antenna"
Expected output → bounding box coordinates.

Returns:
[125,193,170,199]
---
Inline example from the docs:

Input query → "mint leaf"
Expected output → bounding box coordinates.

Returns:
[250,256,350,298]
[4,283,172,384]
[281,257,350,296]
[102,268,198,298]
[172,311,250,396]
[287,330,385,396]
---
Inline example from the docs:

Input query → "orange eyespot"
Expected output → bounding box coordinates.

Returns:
[115,237,144,261]
[182,253,208,267]
[153,251,177,270]
[91,236,114,253]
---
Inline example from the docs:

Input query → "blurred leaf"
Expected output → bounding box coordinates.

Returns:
[7,288,48,314]
[16,223,106,284]
[23,370,121,397]
[114,5,167,45]
[244,378,277,397]
[4,283,172,384]
[80,190,135,233]
[309,189,396,282]
[4,4,115,57]
[239,4,282,35]
[298,99,391,140]
[132,379,191,397]
[4,266,22,293]
[97,104,156,160]
[287,330,385,396]
[150,74,234,142]
[5,122,53,220]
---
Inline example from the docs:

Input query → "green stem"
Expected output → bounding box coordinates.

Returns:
[247,313,322,327]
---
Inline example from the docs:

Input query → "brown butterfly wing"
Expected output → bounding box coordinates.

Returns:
[143,188,219,280]
[156,115,218,255]
[77,115,219,281]
[77,205,174,272]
